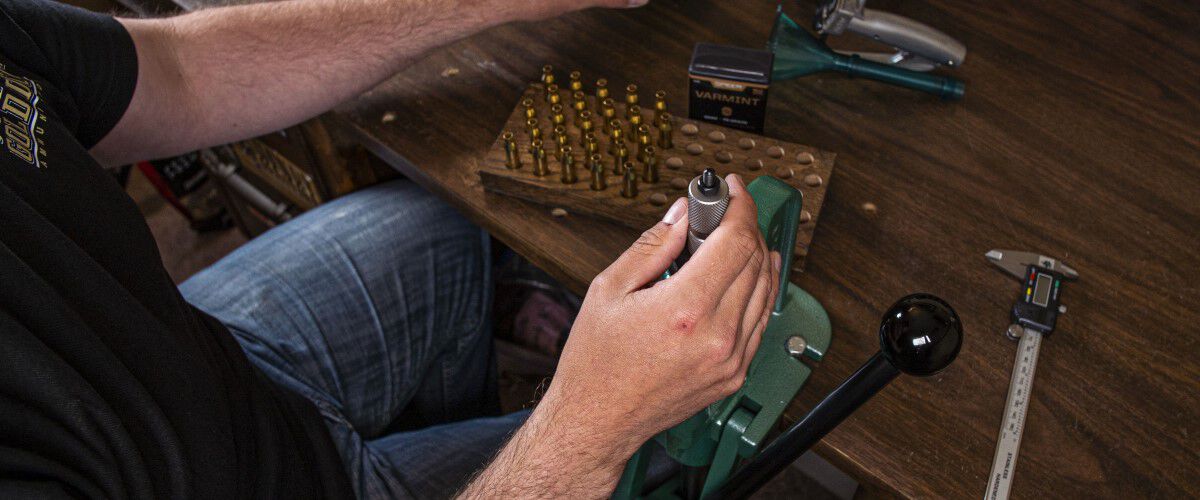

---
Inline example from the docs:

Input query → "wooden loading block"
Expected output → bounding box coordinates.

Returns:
[479,83,836,269]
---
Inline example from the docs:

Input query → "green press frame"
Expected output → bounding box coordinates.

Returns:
[612,176,832,499]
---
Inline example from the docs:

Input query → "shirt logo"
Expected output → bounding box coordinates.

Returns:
[0,64,47,169]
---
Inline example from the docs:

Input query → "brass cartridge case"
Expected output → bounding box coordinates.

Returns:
[502,131,520,169]
[627,107,643,141]
[589,154,606,190]
[641,146,658,183]
[522,98,537,120]
[551,104,566,127]
[554,125,568,161]
[653,90,667,123]
[561,146,577,184]
[584,133,599,156]
[636,124,652,162]
[601,99,617,134]
[572,92,587,120]
[621,161,638,198]
[657,113,673,149]
[614,143,629,175]
[568,71,583,93]
[531,140,549,176]
[608,122,624,154]
[526,118,542,144]
[578,111,595,145]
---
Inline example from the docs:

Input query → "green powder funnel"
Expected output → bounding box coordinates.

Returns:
[768,10,965,100]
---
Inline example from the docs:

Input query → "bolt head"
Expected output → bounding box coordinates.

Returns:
[786,335,808,358]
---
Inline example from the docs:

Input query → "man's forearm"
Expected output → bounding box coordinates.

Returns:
[93,0,524,165]
[459,388,639,498]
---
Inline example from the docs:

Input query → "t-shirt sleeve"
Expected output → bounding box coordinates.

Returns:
[0,0,138,148]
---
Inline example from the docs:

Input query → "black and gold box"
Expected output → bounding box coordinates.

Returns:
[687,43,773,133]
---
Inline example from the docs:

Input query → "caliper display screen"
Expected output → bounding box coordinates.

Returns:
[1032,273,1052,307]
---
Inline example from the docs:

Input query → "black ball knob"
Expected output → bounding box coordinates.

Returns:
[878,293,963,376]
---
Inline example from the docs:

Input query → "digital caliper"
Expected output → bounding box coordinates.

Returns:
[983,249,1079,500]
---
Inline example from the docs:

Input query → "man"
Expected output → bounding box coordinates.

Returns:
[0,0,778,497]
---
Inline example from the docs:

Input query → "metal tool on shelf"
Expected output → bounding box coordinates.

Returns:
[814,0,966,72]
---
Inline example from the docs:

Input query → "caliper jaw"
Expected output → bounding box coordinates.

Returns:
[986,249,1079,281]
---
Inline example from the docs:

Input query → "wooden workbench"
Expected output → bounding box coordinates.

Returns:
[330,2,1200,497]
[125,0,1200,497]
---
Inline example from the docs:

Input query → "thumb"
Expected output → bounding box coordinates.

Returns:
[593,197,688,295]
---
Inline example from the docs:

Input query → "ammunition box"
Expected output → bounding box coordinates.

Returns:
[687,43,773,133]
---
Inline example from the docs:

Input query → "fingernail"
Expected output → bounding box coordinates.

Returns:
[627,0,648,6]
[773,252,781,272]
[662,197,686,224]
[725,173,744,193]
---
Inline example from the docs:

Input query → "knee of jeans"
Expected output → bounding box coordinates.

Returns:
[332,184,494,337]
[323,182,482,249]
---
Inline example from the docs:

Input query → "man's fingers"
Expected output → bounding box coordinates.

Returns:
[710,244,764,348]
[739,280,774,369]
[711,234,767,352]
[591,198,688,296]
[728,243,771,364]
[670,174,762,308]
[739,246,774,339]
[740,252,780,368]
[740,310,767,370]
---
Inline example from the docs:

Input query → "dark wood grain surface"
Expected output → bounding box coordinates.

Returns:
[329,1,1200,497]
[154,0,1199,496]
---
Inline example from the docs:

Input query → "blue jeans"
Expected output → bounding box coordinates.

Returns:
[181,180,527,499]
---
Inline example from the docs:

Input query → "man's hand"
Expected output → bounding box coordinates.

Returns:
[553,173,780,445]
[461,174,780,498]
[92,0,648,166]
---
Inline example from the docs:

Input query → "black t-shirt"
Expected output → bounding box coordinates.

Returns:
[0,1,351,498]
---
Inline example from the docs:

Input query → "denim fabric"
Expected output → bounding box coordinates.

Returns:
[181,180,527,499]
